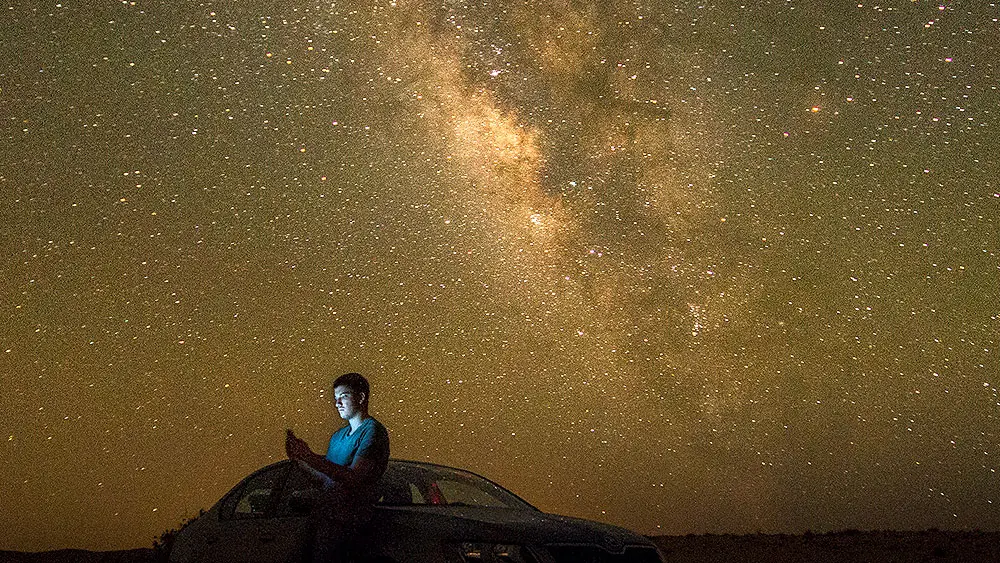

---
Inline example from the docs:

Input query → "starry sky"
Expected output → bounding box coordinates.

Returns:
[2,0,998,552]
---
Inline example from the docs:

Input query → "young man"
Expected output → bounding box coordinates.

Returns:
[285,372,390,562]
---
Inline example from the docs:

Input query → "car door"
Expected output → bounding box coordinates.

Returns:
[197,462,311,563]
[265,462,326,562]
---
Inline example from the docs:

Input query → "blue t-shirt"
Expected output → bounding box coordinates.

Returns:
[326,417,390,474]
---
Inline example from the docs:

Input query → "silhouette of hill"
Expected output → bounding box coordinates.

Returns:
[5,531,1000,562]
[0,549,154,563]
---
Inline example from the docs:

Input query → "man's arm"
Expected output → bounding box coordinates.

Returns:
[299,452,383,489]
[285,429,381,488]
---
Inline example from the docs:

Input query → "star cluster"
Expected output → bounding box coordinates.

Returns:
[2,0,998,551]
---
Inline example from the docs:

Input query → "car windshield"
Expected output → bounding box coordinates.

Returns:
[376,462,534,510]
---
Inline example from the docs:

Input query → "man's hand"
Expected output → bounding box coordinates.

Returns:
[285,429,316,462]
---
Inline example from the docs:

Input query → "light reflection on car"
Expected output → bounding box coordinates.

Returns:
[169,459,664,563]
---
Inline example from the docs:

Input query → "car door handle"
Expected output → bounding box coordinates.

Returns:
[260,534,276,543]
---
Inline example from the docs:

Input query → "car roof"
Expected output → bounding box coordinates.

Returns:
[248,457,539,511]
[385,459,537,507]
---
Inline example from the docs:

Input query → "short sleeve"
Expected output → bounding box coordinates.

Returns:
[354,421,390,465]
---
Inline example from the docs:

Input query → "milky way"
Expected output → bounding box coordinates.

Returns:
[2,0,998,551]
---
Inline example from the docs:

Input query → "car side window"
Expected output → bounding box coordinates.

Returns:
[409,483,425,504]
[435,479,508,507]
[222,464,289,520]
[275,465,325,517]
[218,484,244,519]
[374,471,416,505]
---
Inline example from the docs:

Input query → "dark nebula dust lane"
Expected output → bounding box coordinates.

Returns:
[2,0,998,551]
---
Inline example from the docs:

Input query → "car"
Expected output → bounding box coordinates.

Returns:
[168,458,664,563]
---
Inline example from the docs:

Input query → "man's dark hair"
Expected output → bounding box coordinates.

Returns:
[333,372,370,404]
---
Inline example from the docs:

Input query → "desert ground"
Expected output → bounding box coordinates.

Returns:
[3,530,1000,562]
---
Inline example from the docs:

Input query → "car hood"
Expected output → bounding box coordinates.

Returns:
[373,506,649,552]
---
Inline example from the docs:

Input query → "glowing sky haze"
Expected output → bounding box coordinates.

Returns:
[2,0,998,551]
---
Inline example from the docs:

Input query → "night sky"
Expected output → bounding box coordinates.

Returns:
[3,0,998,552]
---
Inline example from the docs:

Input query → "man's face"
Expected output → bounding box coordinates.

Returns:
[333,385,364,420]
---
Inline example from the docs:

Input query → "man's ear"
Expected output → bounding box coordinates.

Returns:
[359,392,368,406]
